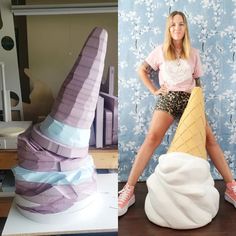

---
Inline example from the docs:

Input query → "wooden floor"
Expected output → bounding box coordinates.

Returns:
[119,181,236,236]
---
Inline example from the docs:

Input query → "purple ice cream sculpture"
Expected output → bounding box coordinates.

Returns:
[13,27,108,223]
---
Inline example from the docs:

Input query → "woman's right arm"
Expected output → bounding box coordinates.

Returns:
[137,61,167,96]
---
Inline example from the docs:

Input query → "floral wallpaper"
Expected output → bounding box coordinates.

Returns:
[118,0,236,181]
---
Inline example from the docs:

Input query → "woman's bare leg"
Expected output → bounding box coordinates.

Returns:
[127,111,174,186]
[206,122,234,183]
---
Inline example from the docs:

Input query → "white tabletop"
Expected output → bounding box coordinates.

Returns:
[2,173,118,235]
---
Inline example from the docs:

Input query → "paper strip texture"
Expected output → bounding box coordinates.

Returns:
[13,27,108,222]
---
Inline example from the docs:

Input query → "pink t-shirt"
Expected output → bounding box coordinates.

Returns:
[145,45,203,92]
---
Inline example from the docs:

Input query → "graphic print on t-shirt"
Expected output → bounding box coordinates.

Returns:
[162,59,192,86]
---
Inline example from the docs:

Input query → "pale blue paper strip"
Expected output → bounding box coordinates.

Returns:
[13,164,95,185]
[39,115,91,147]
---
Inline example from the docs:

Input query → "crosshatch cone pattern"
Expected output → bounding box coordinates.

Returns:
[168,87,207,159]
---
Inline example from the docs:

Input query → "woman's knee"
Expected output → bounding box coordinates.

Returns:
[145,132,163,146]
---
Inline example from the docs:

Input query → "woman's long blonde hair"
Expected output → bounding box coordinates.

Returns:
[163,11,191,61]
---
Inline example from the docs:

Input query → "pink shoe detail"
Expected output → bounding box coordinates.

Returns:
[118,184,135,216]
[225,180,236,208]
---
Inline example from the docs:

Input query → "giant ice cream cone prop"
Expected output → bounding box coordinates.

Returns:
[13,27,108,223]
[168,87,207,159]
[145,87,220,229]
[31,27,108,158]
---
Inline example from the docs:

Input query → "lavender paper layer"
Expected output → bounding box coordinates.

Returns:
[18,128,92,172]
[13,163,97,214]
[14,27,108,219]
[50,27,108,129]
[15,192,98,224]
[31,124,88,158]
[15,174,97,214]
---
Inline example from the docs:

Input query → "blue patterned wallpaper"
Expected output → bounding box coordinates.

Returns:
[118,0,236,181]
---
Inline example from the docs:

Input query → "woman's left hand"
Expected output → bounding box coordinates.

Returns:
[154,84,168,96]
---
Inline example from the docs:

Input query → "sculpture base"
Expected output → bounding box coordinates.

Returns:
[2,173,117,235]
[145,152,219,229]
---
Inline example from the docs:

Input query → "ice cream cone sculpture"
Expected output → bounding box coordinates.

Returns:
[13,27,108,223]
[145,87,219,229]
[168,87,207,159]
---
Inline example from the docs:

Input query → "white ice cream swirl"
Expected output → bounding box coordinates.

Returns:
[145,152,219,229]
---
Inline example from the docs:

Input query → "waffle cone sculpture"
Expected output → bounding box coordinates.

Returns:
[13,27,108,223]
[145,87,220,229]
[168,87,207,159]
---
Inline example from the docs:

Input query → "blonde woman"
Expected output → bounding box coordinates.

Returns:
[118,11,236,216]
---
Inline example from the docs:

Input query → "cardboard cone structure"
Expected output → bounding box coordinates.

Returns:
[168,87,207,159]
[145,87,219,229]
[13,27,108,224]
[31,27,108,158]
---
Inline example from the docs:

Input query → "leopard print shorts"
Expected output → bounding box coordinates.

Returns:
[154,91,191,119]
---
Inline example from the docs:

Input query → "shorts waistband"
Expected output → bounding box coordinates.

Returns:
[167,91,191,95]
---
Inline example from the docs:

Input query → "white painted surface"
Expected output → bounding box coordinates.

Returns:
[0,121,32,149]
[2,173,118,235]
[145,153,219,229]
